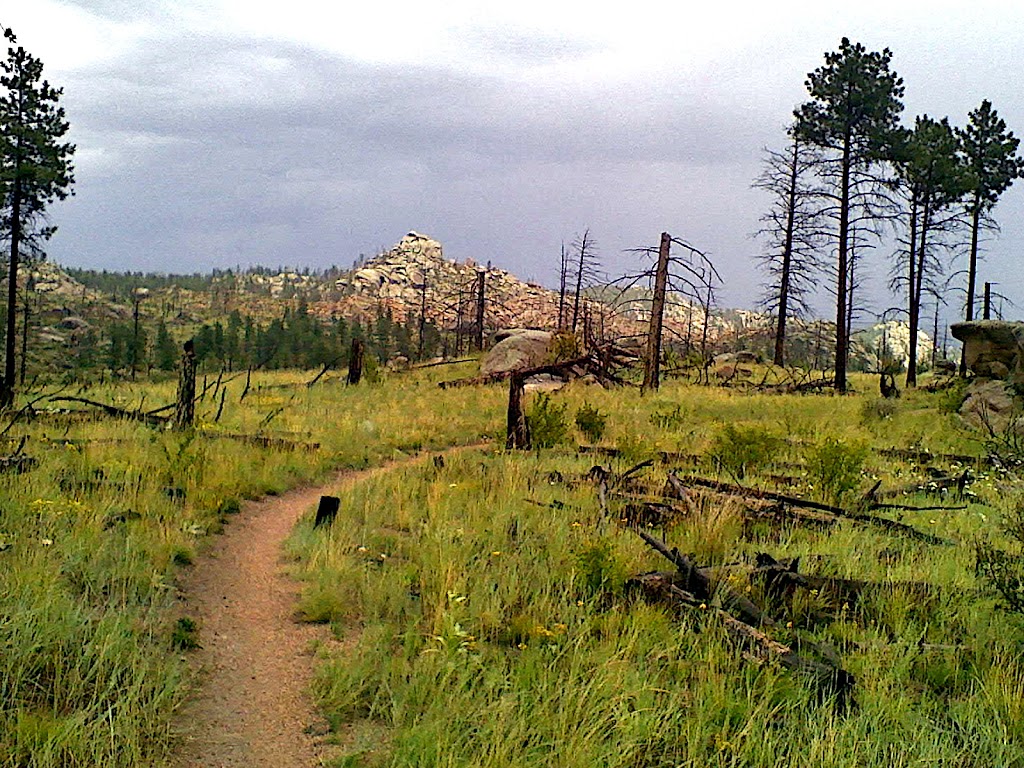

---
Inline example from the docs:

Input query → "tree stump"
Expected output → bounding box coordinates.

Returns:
[174,340,197,430]
[314,495,340,528]
[347,338,364,385]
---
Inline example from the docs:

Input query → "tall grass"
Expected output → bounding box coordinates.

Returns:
[284,374,1024,767]
[0,364,502,766]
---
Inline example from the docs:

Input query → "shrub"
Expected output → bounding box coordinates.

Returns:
[575,540,626,594]
[548,331,582,362]
[976,500,1024,614]
[527,393,569,449]
[574,402,607,442]
[805,437,867,506]
[651,404,686,430]
[708,423,782,480]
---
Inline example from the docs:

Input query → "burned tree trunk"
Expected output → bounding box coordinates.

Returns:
[506,373,529,450]
[347,338,364,385]
[474,269,486,352]
[314,495,340,528]
[642,232,671,395]
[174,340,197,430]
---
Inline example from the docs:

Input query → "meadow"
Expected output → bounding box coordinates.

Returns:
[2,364,1023,767]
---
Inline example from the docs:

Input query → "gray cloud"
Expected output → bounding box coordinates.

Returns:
[36,14,1024,318]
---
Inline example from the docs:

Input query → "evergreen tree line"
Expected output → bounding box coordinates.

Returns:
[756,37,1023,390]
[96,303,444,377]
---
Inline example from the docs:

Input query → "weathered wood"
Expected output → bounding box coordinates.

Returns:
[0,454,36,473]
[306,356,343,388]
[634,529,767,627]
[347,338,364,385]
[175,340,197,430]
[642,232,671,394]
[48,396,169,426]
[439,371,511,390]
[506,375,529,449]
[314,495,340,527]
[876,471,970,500]
[669,473,952,545]
[205,432,320,452]
[627,571,854,706]
[877,447,985,466]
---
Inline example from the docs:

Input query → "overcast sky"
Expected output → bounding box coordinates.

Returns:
[7,0,1024,322]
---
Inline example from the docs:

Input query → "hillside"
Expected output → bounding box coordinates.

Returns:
[6,231,936,377]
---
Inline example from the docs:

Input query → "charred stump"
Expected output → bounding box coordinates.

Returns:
[347,338,364,385]
[314,495,340,528]
[506,373,530,450]
[174,340,197,430]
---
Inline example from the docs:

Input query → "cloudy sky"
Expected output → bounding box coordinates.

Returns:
[7,0,1024,322]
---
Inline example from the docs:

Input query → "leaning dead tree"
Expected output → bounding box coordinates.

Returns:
[505,347,636,449]
[613,232,720,394]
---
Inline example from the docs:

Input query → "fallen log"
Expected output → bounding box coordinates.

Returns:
[47,396,170,426]
[635,529,768,628]
[669,473,952,545]
[439,371,511,390]
[877,447,985,466]
[876,471,970,500]
[204,432,320,452]
[626,571,853,706]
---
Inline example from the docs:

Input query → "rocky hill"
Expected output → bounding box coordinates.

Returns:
[8,231,940,376]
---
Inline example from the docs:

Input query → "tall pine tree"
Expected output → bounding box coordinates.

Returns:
[0,27,75,405]
[957,100,1023,358]
[794,38,904,392]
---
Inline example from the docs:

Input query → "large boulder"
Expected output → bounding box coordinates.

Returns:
[951,321,1024,383]
[960,379,1018,434]
[481,329,553,375]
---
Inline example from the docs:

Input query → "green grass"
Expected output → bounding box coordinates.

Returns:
[4,365,1024,766]
[0,362,501,766]
[283,374,1024,767]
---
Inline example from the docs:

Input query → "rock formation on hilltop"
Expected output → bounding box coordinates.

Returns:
[317,231,563,331]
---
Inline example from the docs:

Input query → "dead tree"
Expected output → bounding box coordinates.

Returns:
[474,268,486,351]
[642,232,671,394]
[570,229,600,334]
[613,233,719,386]
[506,374,529,449]
[753,131,825,366]
[347,338,364,385]
[174,340,197,430]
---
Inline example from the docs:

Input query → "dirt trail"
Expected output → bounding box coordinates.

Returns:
[170,445,482,767]
[170,475,344,768]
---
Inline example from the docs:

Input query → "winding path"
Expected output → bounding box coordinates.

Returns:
[170,445,481,766]
[171,474,346,767]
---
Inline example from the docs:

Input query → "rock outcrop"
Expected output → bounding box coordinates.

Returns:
[951,321,1024,383]
[960,379,1018,433]
[480,329,554,376]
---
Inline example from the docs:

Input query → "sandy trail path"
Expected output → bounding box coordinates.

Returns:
[169,463,379,768]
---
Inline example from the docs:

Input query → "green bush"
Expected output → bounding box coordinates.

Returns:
[859,397,898,424]
[708,423,782,480]
[805,436,868,506]
[527,393,569,449]
[574,539,626,594]
[574,403,607,442]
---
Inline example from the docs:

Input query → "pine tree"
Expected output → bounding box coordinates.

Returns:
[957,101,1024,350]
[794,38,904,392]
[891,116,966,387]
[155,321,178,371]
[0,27,75,405]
